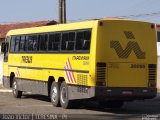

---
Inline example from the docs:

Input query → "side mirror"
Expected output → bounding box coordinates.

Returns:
[1,42,5,53]
[1,42,9,53]
[5,42,9,52]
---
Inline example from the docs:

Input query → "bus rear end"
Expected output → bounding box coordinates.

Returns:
[95,20,157,103]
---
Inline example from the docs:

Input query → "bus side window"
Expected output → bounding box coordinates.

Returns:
[28,35,38,51]
[83,31,91,50]
[28,36,34,51]
[32,35,38,51]
[76,30,91,51]
[48,33,54,51]
[68,32,75,50]
[61,32,75,51]
[10,36,16,52]
[61,33,69,50]
[19,35,26,52]
[53,33,60,51]
[24,35,28,51]
[76,31,84,51]
[39,34,48,51]
[48,33,60,51]
[15,36,20,52]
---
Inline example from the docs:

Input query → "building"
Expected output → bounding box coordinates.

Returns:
[0,20,57,84]
[0,20,57,44]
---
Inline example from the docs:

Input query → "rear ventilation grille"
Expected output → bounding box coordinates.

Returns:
[124,31,135,39]
[96,63,106,81]
[77,74,88,86]
[148,64,156,81]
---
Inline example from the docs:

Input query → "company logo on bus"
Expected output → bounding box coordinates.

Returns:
[110,41,146,59]
[110,31,145,59]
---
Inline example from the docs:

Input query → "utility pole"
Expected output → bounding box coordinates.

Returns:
[59,0,66,24]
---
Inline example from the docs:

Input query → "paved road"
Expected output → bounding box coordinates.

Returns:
[0,92,160,120]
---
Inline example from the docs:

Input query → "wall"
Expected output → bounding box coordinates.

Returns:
[157,43,160,91]
[0,54,3,85]
[0,41,3,84]
[157,57,160,90]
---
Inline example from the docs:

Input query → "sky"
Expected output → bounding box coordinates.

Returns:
[0,0,160,24]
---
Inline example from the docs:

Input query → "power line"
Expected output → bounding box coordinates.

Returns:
[1,11,160,24]
[118,11,160,18]
[68,11,160,22]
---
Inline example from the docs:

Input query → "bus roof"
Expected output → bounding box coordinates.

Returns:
[6,19,150,36]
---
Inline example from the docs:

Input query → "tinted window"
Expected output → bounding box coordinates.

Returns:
[10,36,16,52]
[28,36,34,51]
[61,32,75,51]
[83,31,91,50]
[61,33,69,50]
[48,33,60,51]
[9,29,91,53]
[32,35,38,51]
[55,33,61,43]
[19,36,26,51]
[27,35,38,51]
[24,36,29,51]
[39,34,48,51]
[76,32,83,50]
[76,30,91,51]
[68,32,75,50]
[15,36,20,52]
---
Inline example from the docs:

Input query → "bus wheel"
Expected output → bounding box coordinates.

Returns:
[60,81,72,109]
[50,82,60,107]
[12,78,22,98]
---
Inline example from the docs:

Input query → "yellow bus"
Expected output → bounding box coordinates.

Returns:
[1,19,157,109]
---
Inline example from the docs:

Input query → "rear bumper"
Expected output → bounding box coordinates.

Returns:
[95,87,157,101]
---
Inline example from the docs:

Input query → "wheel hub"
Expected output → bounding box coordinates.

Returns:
[51,86,58,102]
[61,87,67,103]
[13,81,17,94]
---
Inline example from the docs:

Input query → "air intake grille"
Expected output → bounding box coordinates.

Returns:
[77,74,88,86]
[148,64,156,81]
[96,63,106,81]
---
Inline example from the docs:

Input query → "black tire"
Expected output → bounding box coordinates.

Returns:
[12,78,22,98]
[99,100,124,109]
[60,81,72,109]
[50,82,60,107]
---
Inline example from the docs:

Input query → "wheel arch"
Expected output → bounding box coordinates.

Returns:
[58,77,65,84]
[48,76,55,96]
[10,72,15,88]
[48,76,66,97]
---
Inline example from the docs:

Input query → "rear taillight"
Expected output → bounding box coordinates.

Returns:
[148,64,157,88]
[96,62,106,86]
